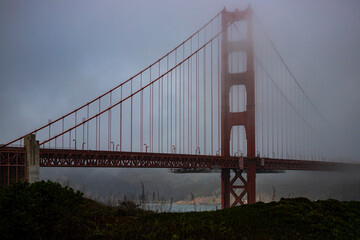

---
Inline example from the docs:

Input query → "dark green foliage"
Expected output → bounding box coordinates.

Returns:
[0,181,150,240]
[1,181,360,240]
[0,181,85,239]
[127,198,360,240]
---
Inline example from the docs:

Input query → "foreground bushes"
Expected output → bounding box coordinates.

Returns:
[0,181,146,240]
[1,181,360,239]
[137,197,360,240]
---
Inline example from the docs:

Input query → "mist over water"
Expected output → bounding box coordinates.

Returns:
[41,168,360,204]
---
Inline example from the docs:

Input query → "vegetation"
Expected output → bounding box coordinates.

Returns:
[1,181,360,239]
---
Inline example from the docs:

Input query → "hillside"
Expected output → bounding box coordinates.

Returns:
[1,181,360,239]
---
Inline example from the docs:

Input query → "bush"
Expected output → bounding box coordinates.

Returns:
[1,182,360,240]
[0,181,84,240]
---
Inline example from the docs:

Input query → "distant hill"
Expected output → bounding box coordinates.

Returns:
[1,181,360,239]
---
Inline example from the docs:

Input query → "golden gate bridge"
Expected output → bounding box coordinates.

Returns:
[1,6,359,208]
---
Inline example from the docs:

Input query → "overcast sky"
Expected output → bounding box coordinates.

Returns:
[1,0,360,160]
[1,0,360,201]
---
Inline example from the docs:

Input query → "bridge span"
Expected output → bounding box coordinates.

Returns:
[1,6,360,208]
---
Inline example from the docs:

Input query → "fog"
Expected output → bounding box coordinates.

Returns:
[1,0,360,202]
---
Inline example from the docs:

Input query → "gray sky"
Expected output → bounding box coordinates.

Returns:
[0,0,359,150]
[1,0,360,200]
[1,0,359,160]
[0,0,360,158]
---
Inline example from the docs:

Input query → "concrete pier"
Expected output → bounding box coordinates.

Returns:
[24,134,40,183]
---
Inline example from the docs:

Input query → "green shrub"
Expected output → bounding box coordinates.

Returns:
[1,182,360,240]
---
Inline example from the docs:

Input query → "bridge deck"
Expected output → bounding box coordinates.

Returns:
[1,147,358,171]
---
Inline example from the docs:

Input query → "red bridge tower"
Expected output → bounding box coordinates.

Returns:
[221,6,256,208]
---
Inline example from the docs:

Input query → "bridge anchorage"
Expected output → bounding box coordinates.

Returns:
[1,5,360,208]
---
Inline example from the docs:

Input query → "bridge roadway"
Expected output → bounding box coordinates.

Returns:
[1,146,359,172]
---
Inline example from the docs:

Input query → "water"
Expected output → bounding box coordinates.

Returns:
[142,203,221,212]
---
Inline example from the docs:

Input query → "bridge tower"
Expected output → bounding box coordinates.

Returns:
[221,6,256,208]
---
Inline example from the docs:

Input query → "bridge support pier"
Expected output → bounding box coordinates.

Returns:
[221,161,256,208]
[221,169,231,208]
[246,161,256,204]
[24,134,40,183]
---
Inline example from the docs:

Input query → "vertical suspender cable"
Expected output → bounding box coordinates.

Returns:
[271,45,274,157]
[203,29,207,155]
[75,111,77,150]
[179,61,181,153]
[280,65,283,158]
[161,66,164,153]
[98,100,101,150]
[190,40,193,153]
[271,63,275,157]
[244,73,246,155]
[218,32,221,154]
[130,79,133,151]
[149,67,152,152]
[298,90,301,159]
[178,53,181,153]
[211,39,214,155]
[87,105,89,150]
[48,122,51,148]
[62,119,64,149]
[262,67,265,156]
[175,50,177,153]
[167,57,169,153]
[151,68,154,152]
[188,47,190,154]
[195,50,198,151]
[158,63,161,152]
[170,68,173,151]
[254,62,256,155]
[237,42,240,154]
[109,92,112,150]
[288,73,291,158]
[140,73,143,152]
[266,69,269,156]
[276,78,279,158]
[109,93,112,151]
[119,89,122,151]
[182,45,185,153]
